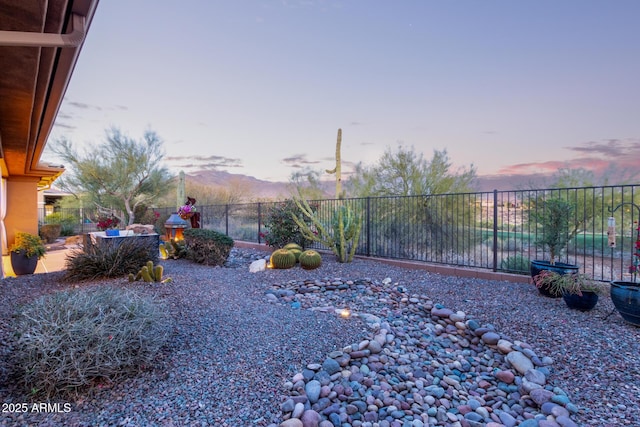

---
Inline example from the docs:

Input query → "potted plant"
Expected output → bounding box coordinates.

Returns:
[610,208,640,326]
[529,197,580,297]
[9,232,46,275]
[533,270,603,310]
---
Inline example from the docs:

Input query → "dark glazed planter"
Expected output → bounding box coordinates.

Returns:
[610,281,640,326]
[562,291,599,311]
[10,250,38,275]
[530,260,580,298]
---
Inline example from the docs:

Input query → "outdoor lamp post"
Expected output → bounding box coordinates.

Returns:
[165,213,188,241]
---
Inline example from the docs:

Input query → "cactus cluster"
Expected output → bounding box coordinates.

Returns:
[269,243,323,270]
[160,240,187,260]
[283,243,303,261]
[299,250,322,270]
[129,261,172,284]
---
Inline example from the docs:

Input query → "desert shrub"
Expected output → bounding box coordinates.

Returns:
[44,212,78,236]
[183,228,234,266]
[63,237,159,282]
[11,286,169,398]
[133,205,163,228]
[39,224,61,243]
[261,199,314,249]
[500,253,531,275]
[153,212,171,235]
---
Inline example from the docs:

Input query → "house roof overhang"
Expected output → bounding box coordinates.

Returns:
[0,0,99,189]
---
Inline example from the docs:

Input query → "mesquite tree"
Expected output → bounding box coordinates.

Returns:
[50,127,173,226]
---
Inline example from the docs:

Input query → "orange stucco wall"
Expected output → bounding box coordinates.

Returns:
[5,177,39,252]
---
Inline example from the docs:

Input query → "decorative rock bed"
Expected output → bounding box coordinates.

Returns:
[266,278,579,427]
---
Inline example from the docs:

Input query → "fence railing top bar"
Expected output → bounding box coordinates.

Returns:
[156,184,640,211]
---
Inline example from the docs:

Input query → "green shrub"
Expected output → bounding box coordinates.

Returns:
[133,204,160,225]
[261,199,314,249]
[500,253,531,275]
[63,237,159,282]
[153,212,171,235]
[183,228,234,266]
[44,212,77,236]
[39,224,61,243]
[10,232,46,258]
[11,286,169,398]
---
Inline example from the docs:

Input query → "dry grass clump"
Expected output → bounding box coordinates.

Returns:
[63,237,159,281]
[11,286,170,398]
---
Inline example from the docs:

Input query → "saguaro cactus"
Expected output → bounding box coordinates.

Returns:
[293,128,362,262]
[325,128,344,199]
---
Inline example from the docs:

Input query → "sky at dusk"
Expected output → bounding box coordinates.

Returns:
[47,0,640,184]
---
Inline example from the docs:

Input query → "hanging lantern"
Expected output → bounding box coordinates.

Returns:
[165,213,189,241]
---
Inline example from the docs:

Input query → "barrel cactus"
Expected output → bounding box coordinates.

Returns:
[270,249,296,269]
[289,248,302,262]
[299,250,322,270]
[283,243,303,251]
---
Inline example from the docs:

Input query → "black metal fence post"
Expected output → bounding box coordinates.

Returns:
[225,204,229,236]
[366,197,371,257]
[493,189,498,272]
[257,202,262,244]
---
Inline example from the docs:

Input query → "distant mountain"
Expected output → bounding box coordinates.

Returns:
[184,170,292,199]
[181,169,551,200]
[473,174,549,192]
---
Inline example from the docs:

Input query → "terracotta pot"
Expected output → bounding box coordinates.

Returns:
[610,281,640,326]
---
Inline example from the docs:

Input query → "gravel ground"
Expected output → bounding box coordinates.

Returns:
[0,247,639,427]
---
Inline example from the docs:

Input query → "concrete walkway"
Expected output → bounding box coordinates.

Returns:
[2,239,75,278]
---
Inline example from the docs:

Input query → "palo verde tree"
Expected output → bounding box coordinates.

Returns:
[347,146,477,257]
[347,146,476,197]
[51,127,173,226]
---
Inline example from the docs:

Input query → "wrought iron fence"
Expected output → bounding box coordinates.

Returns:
[39,184,640,281]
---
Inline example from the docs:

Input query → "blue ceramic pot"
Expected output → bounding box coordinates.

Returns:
[610,281,640,326]
[10,250,38,275]
[530,260,580,298]
[562,291,599,311]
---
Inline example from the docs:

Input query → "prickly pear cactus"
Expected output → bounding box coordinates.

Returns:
[299,250,322,270]
[270,249,296,269]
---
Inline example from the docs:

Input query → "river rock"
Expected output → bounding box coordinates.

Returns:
[305,380,321,404]
[506,351,534,375]
[249,258,266,273]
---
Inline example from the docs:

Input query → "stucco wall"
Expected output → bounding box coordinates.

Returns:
[5,176,39,251]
